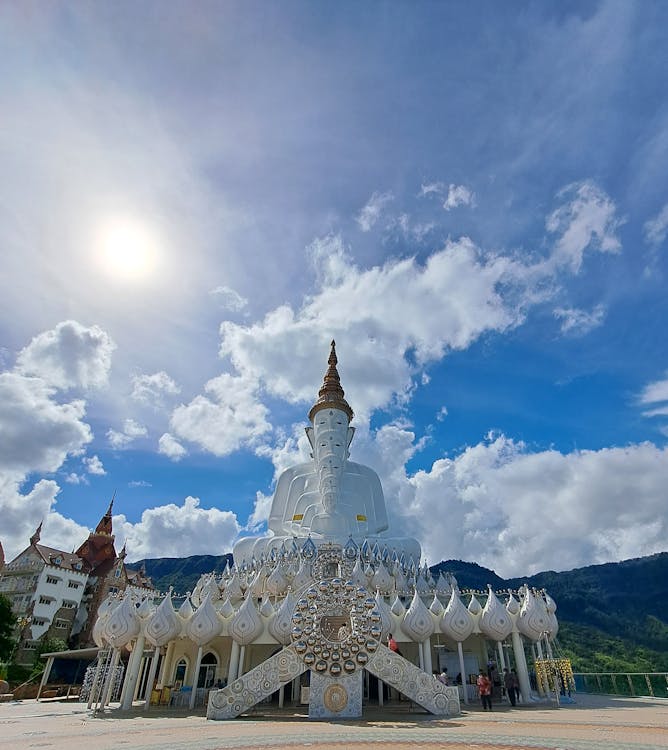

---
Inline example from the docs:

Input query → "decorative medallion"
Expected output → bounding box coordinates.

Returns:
[323,683,349,713]
[290,548,379,675]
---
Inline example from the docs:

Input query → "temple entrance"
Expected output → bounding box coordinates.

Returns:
[173,657,188,689]
[198,652,218,688]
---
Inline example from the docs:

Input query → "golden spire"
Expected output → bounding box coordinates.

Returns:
[308,340,353,422]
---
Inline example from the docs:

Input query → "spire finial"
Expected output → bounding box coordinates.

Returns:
[106,490,116,517]
[30,521,43,546]
[308,340,353,422]
[94,495,115,536]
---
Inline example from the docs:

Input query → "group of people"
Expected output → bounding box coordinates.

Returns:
[387,634,522,711]
[477,667,520,710]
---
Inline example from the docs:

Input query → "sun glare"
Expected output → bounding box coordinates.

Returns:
[97,217,160,281]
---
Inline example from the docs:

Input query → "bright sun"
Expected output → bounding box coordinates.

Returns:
[97,217,160,281]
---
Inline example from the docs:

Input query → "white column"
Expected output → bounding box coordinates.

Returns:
[143,646,161,710]
[133,654,148,701]
[37,656,54,699]
[87,651,107,710]
[121,633,146,710]
[417,641,424,671]
[189,645,203,709]
[228,642,240,684]
[544,634,554,659]
[510,630,531,703]
[278,684,284,708]
[497,641,506,671]
[237,645,246,679]
[423,637,433,674]
[102,648,121,706]
[378,677,384,706]
[457,642,469,705]
[157,641,174,688]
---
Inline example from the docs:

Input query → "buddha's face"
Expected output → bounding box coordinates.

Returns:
[312,409,349,511]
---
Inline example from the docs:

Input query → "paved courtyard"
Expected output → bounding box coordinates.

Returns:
[1,694,667,750]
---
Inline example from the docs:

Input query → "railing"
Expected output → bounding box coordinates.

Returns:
[574,672,668,698]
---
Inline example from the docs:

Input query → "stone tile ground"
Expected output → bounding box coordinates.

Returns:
[1,694,667,750]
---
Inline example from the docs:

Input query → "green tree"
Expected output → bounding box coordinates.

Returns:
[0,594,17,661]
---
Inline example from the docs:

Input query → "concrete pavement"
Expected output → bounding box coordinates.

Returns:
[1,693,667,750]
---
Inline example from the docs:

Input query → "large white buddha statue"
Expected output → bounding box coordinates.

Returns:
[233,341,421,566]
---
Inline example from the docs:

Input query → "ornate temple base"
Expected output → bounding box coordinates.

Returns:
[309,671,363,719]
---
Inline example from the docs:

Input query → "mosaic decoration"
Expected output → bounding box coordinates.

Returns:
[366,644,460,716]
[207,647,305,719]
[291,576,381,677]
[309,671,363,719]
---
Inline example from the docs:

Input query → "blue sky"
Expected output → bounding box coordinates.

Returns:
[1,1,668,577]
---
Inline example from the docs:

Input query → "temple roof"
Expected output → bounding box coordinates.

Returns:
[308,340,354,422]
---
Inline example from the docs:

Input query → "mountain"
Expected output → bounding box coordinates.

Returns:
[434,553,668,672]
[129,551,668,673]
[131,553,233,596]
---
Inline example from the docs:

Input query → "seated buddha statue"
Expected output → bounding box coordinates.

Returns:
[233,341,421,567]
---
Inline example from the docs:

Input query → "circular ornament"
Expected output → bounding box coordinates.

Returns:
[323,683,348,713]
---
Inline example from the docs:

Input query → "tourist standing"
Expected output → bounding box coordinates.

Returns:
[477,672,492,711]
[503,668,516,706]
[511,669,521,704]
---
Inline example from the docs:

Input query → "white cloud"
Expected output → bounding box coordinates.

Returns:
[443,184,475,211]
[115,496,241,562]
[545,180,622,273]
[209,285,248,312]
[0,372,92,474]
[124,418,148,438]
[553,304,606,336]
[639,372,668,405]
[419,181,444,197]
[83,454,106,475]
[436,406,448,421]
[391,433,668,576]
[0,476,89,561]
[15,320,115,391]
[219,236,521,422]
[65,472,87,485]
[638,372,668,433]
[644,203,668,247]
[128,479,152,488]
[131,371,181,407]
[107,418,148,449]
[170,373,271,456]
[246,491,273,532]
[356,191,394,231]
[158,432,187,461]
[107,429,132,449]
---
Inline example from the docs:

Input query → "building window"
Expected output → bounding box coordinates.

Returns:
[54,619,68,629]
[68,580,80,589]
[108,586,119,594]
[46,575,59,585]
[32,618,46,627]
[38,596,52,605]
[63,600,76,609]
